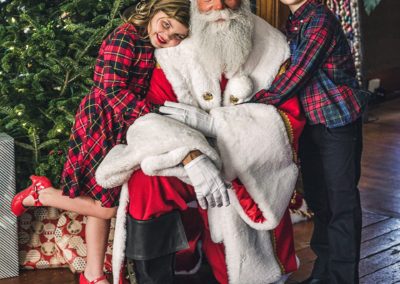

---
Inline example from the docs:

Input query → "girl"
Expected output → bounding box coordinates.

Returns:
[11,0,190,283]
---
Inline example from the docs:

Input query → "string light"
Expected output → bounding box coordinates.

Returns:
[60,12,70,19]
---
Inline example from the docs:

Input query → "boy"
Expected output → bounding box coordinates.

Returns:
[252,0,369,283]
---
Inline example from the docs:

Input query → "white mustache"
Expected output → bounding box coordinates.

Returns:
[199,9,238,22]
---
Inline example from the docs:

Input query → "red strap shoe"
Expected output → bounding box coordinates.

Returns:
[11,175,53,217]
[79,273,108,284]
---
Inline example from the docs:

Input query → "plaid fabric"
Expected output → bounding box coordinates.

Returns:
[251,0,369,128]
[61,23,155,207]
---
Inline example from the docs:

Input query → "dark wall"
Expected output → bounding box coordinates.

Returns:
[360,0,400,91]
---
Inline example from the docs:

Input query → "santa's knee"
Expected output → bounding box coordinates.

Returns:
[127,170,194,220]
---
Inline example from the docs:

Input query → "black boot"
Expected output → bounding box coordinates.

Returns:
[131,253,176,284]
[125,210,189,284]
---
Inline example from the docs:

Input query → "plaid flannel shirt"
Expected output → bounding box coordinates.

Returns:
[251,0,369,128]
[61,23,155,207]
[93,23,155,125]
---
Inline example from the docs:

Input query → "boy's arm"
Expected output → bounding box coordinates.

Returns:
[252,12,336,106]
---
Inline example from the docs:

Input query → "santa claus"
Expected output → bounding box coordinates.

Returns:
[96,0,305,283]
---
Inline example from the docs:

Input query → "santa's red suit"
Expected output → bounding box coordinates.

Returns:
[96,14,305,284]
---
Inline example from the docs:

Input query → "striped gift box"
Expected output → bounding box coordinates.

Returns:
[0,133,19,279]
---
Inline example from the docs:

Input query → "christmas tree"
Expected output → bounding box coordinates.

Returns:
[0,0,136,188]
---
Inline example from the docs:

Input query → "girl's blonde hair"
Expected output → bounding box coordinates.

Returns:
[123,0,191,32]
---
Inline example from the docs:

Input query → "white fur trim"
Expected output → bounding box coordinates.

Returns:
[95,143,139,189]
[210,104,298,230]
[200,104,298,283]
[223,74,253,106]
[112,183,129,284]
[273,274,291,284]
[141,147,191,179]
[155,39,221,111]
[208,204,283,284]
[155,15,290,110]
[243,15,290,93]
[96,113,221,188]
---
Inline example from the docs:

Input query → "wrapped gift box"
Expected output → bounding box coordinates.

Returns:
[0,133,19,279]
[19,207,115,273]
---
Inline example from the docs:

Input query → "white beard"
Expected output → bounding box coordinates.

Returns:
[190,0,254,78]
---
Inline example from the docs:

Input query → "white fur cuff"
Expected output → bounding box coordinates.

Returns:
[96,113,221,189]
[210,103,298,230]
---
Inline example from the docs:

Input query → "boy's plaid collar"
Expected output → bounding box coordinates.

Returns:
[288,0,322,22]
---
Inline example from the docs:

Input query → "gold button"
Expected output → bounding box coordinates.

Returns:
[203,92,213,101]
[230,96,239,104]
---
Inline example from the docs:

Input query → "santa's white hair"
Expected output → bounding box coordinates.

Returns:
[190,0,254,78]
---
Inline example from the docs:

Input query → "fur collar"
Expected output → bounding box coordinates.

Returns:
[155,14,290,111]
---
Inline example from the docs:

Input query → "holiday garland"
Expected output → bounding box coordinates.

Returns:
[326,0,363,84]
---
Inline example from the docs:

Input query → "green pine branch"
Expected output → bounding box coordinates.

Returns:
[0,0,137,188]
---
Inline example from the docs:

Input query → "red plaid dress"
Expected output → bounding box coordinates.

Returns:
[61,23,155,207]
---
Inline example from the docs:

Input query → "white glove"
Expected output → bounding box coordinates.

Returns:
[159,101,217,138]
[184,154,230,209]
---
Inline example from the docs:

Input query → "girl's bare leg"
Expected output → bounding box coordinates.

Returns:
[23,188,116,283]
[22,187,117,219]
[84,216,111,284]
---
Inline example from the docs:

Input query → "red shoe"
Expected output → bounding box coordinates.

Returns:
[79,273,108,284]
[11,175,53,217]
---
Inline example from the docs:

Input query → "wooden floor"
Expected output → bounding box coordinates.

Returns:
[1,97,400,284]
[288,97,400,283]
